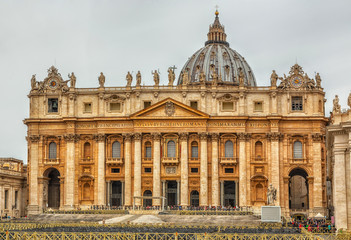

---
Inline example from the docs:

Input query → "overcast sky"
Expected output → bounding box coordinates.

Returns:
[1,0,351,163]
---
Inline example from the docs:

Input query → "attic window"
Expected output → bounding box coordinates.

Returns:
[110,102,121,112]
[144,101,151,109]
[254,102,263,111]
[222,102,234,111]
[84,103,92,113]
[190,101,198,110]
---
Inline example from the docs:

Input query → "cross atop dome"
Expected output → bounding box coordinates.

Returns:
[205,9,229,47]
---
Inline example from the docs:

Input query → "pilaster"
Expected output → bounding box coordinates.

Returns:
[199,132,208,206]
[152,133,161,206]
[238,133,247,206]
[124,134,132,206]
[27,135,40,214]
[94,133,106,205]
[179,132,189,207]
[211,133,219,206]
[64,134,79,209]
[133,133,142,206]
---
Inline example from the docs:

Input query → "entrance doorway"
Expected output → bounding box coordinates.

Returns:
[289,168,309,210]
[47,169,60,208]
[224,181,236,207]
[143,190,152,207]
[111,181,122,207]
[167,181,177,206]
[190,190,199,207]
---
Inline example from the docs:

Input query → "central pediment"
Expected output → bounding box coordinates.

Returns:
[130,98,209,119]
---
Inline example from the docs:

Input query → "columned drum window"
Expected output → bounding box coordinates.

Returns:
[191,141,198,158]
[145,141,152,158]
[225,140,233,158]
[167,140,176,158]
[293,141,303,159]
[49,142,57,159]
[112,141,121,158]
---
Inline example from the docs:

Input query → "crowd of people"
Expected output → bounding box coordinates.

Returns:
[289,218,335,233]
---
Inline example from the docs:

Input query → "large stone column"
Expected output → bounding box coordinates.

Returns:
[64,134,78,209]
[94,134,106,205]
[27,135,40,214]
[133,133,142,206]
[235,181,239,207]
[333,140,348,229]
[312,133,323,210]
[220,181,224,206]
[200,133,208,206]
[152,133,161,206]
[124,134,132,206]
[177,180,180,206]
[238,133,247,206]
[180,133,189,207]
[268,132,281,205]
[211,133,219,206]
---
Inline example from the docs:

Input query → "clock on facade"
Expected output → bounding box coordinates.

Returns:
[48,78,58,89]
[291,75,303,88]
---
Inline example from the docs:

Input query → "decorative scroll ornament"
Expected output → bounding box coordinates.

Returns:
[165,101,175,116]
[33,66,70,94]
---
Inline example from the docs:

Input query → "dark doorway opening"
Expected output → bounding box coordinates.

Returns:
[190,190,199,207]
[47,169,60,208]
[111,181,122,207]
[143,190,152,207]
[289,168,309,210]
[224,181,236,207]
[167,181,177,206]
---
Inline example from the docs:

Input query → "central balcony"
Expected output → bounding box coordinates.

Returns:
[44,158,60,165]
[162,157,179,165]
[220,157,238,165]
[106,157,124,165]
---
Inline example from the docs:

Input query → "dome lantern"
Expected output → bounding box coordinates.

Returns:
[205,11,229,47]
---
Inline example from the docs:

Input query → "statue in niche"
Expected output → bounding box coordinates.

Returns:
[199,70,206,83]
[68,72,76,88]
[167,68,175,86]
[270,70,278,87]
[238,68,244,86]
[333,95,341,114]
[267,184,277,206]
[224,65,230,81]
[31,74,37,90]
[152,70,160,86]
[136,71,141,86]
[182,69,189,85]
[126,71,133,87]
[211,67,218,86]
[98,72,105,88]
[315,73,322,88]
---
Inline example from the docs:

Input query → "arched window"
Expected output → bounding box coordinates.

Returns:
[255,141,263,159]
[49,142,57,159]
[167,140,176,158]
[191,141,198,158]
[225,140,233,158]
[256,184,263,201]
[83,183,90,200]
[84,142,91,159]
[112,141,121,158]
[293,141,303,159]
[145,141,152,158]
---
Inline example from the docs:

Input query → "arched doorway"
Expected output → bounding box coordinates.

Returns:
[190,190,199,207]
[289,168,309,210]
[46,168,60,208]
[143,190,152,207]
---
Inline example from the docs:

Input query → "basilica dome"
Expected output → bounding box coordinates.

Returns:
[177,11,256,86]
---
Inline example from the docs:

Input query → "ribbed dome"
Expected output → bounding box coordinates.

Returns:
[177,12,256,87]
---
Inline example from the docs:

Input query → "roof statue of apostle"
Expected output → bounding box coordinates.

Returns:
[98,72,105,88]
[68,72,76,88]
[152,70,160,86]
[168,68,175,86]
[270,70,278,87]
[31,74,37,90]
[126,71,133,87]
[333,95,341,114]
[136,71,141,87]
[315,73,322,88]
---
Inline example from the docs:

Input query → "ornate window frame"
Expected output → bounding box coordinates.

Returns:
[162,134,179,165]
[45,95,61,116]
[43,136,61,165]
[217,94,238,112]
[104,94,125,113]
[80,135,93,164]
[219,134,237,165]
[142,134,153,162]
[106,135,124,165]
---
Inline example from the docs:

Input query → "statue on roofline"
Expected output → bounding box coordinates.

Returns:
[98,72,105,88]
[126,71,133,87]
[68,72,76,88]
[136,71,141,87]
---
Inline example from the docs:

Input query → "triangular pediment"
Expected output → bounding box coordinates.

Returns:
[130,98,209,119]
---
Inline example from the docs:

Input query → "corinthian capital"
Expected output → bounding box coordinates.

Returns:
[123,133,132,142]
[27,135,40,143]
[93,134,105,142]
[210,133,219,141]
[179,132,188,141]
[199,132,208,141]
[64,134,80,142]
[152,132,162,141]
[133,133,142,141]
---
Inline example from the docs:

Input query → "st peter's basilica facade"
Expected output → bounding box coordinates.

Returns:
[25,11,327,218]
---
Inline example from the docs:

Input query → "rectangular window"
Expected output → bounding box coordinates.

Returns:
[110,102,121,112]
[190,101,198,110]
[84,103,92,113]
[292,96,303,111]
[191,146,198,158]
[145,146,152,158]
[145,168,152,173]
[225,168,234,173]
[222,102,234,111]
[4,190,8,209]
[254,102,263,111]
[144,101,151,109]
[191,168,198,173]
[111,168,120,173]
[15,191,18,209]
[48,98,58,113]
